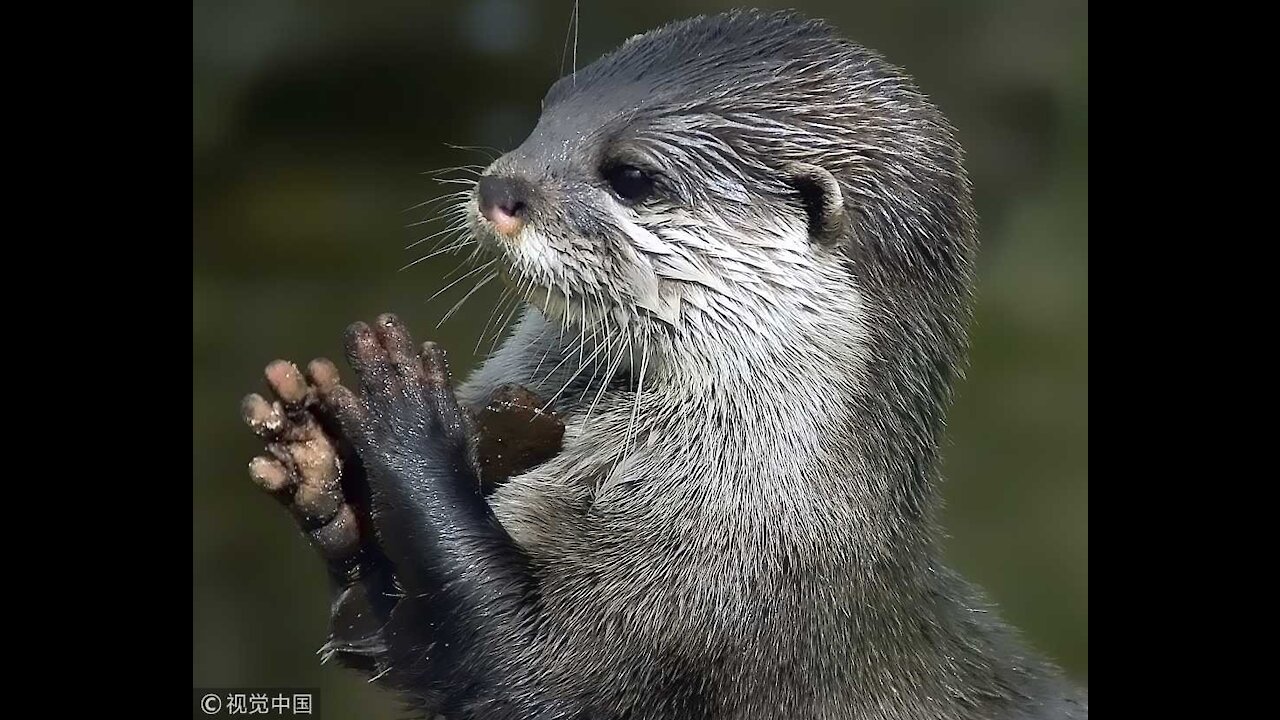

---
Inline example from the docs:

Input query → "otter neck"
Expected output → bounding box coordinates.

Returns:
[634,292,948,568]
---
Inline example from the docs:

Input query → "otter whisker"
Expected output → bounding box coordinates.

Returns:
[427,259,498,303]
[577,345,605,406]
[437,249,489,282]
[437,271,498,329]
[529,316,561,379]
[577,294,589,369]
[462,242,486,266]
[488,289,528,356]
[402,220,470,252]
[586,328,628,424]
[405,202,472,230]
[475,287,515,355]
[402,188,473,214]
[400,237,475,271]
[407,232,472,260]
[427,214,473,240]
[577,298,610,405]
[559,0,580,84]
[403,212,466,232]
[530,341,556,381]
[534,318,588,385]
[404,219,471,250]
[420,165,486,177]
[442,142,502,161]
[538,329,613,413]
[560,283,574,327]
[624,334,651,461]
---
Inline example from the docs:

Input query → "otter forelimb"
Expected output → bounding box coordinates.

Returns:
[317,313,587,717]
[241,327,569,705]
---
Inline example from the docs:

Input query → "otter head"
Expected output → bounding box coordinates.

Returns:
[468,9,976,428]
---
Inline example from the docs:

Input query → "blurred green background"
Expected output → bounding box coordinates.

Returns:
[193,1,1087,715]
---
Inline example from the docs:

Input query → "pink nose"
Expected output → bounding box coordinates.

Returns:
[478,176,527,237]
[482,204,524,236]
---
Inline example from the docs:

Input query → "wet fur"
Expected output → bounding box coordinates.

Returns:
[323,10,1086,719]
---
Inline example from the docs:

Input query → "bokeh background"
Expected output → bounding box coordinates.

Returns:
[193,1,1087,715]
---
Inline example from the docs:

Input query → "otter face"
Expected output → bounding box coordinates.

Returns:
[467,10,972,365]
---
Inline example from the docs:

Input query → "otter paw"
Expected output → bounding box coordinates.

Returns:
[324,314,473,482]
[241,359,364,573]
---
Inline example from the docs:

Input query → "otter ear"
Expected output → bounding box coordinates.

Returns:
[783,161,846,245]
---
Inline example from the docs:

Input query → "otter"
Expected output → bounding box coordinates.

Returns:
[241,9,1086,719]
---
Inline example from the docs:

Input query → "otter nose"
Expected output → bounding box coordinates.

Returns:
[478,176,528,236]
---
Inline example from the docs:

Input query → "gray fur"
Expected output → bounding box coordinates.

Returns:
[445,9,1085,719]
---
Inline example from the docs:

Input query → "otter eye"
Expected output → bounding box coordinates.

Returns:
[603,164,655,204]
